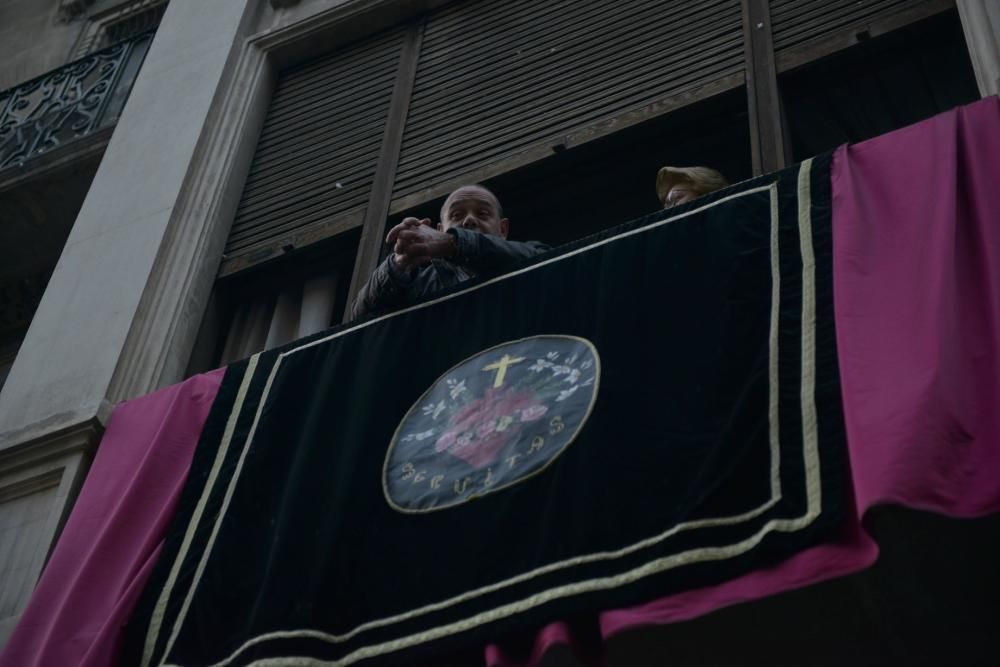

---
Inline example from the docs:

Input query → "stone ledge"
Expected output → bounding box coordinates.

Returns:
[0,417,102,475]
[0,418,102,648]
[0,398,110,452]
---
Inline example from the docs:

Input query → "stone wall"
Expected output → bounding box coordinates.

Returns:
[0,0,84,91]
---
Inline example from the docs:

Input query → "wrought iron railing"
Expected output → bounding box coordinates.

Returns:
[0,31,153,171]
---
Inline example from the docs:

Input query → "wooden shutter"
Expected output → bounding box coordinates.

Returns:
[770,0,954,69]
[225,28,405,268]
[391,0,744,209]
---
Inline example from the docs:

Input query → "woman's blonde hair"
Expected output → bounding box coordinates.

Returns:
[656,166,729,204]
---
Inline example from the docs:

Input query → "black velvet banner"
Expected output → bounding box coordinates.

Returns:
[125,155,844,666]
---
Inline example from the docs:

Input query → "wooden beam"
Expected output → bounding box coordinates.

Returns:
[742,0,785,176]
[344,19,424,318]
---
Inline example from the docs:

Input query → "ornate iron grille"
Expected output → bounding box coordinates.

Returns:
[0,31,153,170]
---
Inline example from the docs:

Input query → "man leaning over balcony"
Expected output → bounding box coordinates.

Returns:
[350,185,549,319]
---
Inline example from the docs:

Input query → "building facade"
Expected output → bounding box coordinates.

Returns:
[0,0,998,650]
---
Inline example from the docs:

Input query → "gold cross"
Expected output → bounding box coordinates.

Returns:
[481,354,526,388]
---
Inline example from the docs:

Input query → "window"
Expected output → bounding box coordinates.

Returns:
[390,88,753,248]
[100,2,166,47]
[72,0,168,57]
[187,231,359,371]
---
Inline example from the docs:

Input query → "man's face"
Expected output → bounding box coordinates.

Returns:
[438,186,509,238]
[663,184,698,209]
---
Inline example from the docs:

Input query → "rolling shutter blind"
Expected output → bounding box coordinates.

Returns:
[770,0,943,54]
[391,0,744,205]
[226,28,404,261]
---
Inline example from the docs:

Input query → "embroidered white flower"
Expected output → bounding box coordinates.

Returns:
[413,429,436,441]
[581,376,595,387]
[421,400,446,419]
[446,378,467,399]
[580,359,594,370]
[556,385,579,402]
[528,359,552,372]
[546,351,559,360]
[566,354,578,365]
[551,365,571,376]
[563,368,581,384]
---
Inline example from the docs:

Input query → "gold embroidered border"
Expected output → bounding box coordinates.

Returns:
[142,354,261,667]
[147,172,814,667]
[769,173,782,498]
[797,159,820,505]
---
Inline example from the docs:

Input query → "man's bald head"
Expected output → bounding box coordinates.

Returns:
[438,185,509,239]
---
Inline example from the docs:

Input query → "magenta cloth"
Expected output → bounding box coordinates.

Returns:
[485,97,1000,666]
[831,96,1000,517]
[5,99,1000,667]
[0,369,224,667]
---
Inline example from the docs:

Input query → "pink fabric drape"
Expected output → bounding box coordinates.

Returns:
[4,98,999,667]
[832,96,1000,517]
[487,96,1000,666]
[0,369,224,667]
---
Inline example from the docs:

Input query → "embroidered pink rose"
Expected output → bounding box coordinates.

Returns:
[459,433,506,467]
[519,404,548,422]
[476,420,497,438]
[435,430,457,452]
[437,387,537,467]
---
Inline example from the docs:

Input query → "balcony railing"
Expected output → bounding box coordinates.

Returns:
[0,31,153,171]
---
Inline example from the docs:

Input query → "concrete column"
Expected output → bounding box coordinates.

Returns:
[958,0,1000,96]
[0,0,259,446]
[0,0,263,644]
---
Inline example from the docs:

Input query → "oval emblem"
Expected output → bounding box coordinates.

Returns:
[384,335,600,513]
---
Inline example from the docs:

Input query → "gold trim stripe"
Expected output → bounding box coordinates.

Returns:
[203,501,782,667]
[797,158,822,510]
[142,354,261,667]
[769,174,782,500]
[158,358,285,665]
[236,514,822,667]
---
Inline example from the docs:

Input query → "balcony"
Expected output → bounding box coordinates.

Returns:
[0,31,152,175]
[0,31,154,382]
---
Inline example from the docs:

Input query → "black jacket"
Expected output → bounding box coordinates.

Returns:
[351,227,549,319]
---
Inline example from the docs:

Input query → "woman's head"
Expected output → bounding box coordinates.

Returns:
[656,166,729,209]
